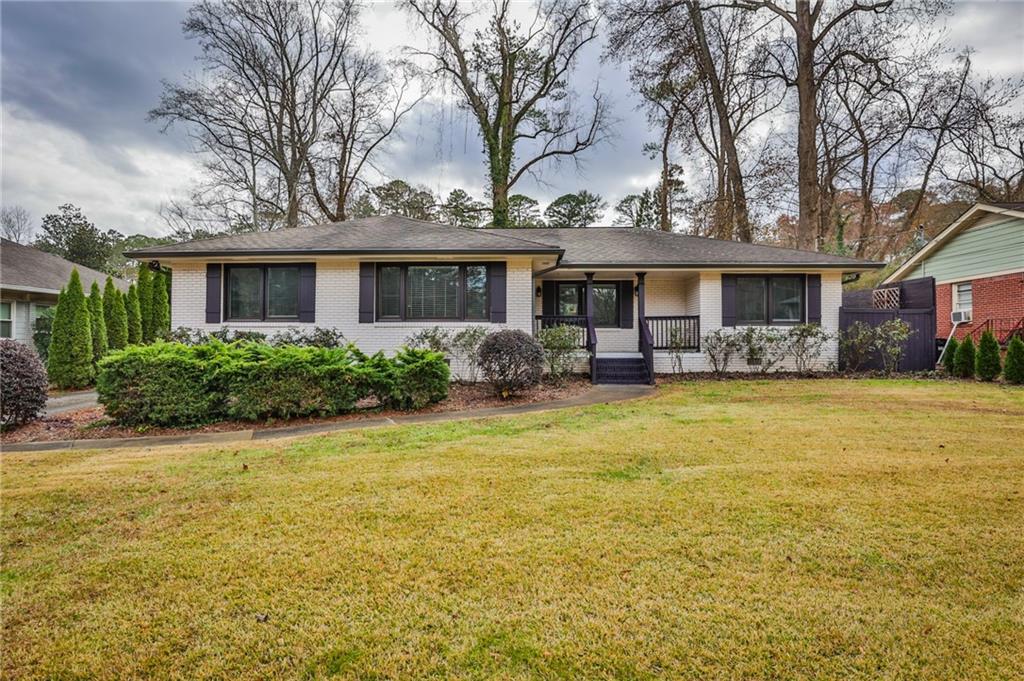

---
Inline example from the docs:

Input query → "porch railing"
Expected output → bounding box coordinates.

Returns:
[967,317,1024,345]
[533,315,588,349]
[639,317,655,385]
[646,315,700,351]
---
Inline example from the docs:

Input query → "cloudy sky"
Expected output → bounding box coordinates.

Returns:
[2,1,1022,238]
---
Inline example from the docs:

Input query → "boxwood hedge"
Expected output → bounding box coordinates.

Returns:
[97,340,449,427]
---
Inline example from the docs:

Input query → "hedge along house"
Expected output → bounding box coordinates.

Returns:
[883,202,1024,345]
[0,238,130,345]
[126,216,882,383]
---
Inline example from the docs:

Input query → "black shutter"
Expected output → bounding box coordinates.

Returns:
[359,262,374,323]
[205,264,221,323]
[721,274,737,327]
[807,274,821,325]
[489,262,507,323]
[298,263,316,323]
[618,280,633,329]
[542,280,556,316]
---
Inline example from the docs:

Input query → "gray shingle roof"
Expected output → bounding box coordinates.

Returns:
[126,215,561,258]
[125,215,882,270]
[481,227,883,269]
[1,239,130,294]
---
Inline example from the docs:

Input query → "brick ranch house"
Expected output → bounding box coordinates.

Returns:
[883,202,1024,346]
[127,217,882,383]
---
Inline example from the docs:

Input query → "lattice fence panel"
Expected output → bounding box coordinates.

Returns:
[873,287,901,309]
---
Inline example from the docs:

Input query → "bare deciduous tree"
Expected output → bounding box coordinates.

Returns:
[405,0,610,228]
[0,205,33,243]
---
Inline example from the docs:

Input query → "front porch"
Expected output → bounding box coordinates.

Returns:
[532,270,703,384]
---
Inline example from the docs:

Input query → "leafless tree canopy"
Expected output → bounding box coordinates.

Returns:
[0,205,33,244]
[404,0,610,227]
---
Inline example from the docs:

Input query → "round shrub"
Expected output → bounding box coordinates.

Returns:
[477,329,544,398]
[952,336,976,379]
[1,339,49,428]
[1004,336,1024,385]
[391,347,449,409]
[941,337,958,375]
[975,330,1002,382]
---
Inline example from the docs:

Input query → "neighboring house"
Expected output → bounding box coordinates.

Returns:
[126,216,882,383]
[0,238,130,345]
[883,202,1024,344]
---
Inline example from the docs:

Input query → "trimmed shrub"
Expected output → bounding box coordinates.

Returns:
[210,328,267,343]
[975,330,1002,382]
[536,324,581,383]
[874,319,913,374]
[1,339,49,428]
[787,324,831,374]
[952,336,976,379]
[48,270,94,389]
[941,337,958,375]
[390,347,450,409]
[32,305,55,363]
[701,328,741,375]
[839,321,876,372]
[217,343,368,421]
[104,278,129,350]
[478,329,544,397]
[1003,336,1024,385]
[97,342,226,427]
[738,326,788,373]
[151,270,170,340]
[87,281,108,362]
[125,283,143,344]
[270,326,347,348]
[137,264,154,342]
[405,326,452,354]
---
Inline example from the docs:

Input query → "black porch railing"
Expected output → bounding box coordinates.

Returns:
[646,315,700,350]
[533,315,589,350]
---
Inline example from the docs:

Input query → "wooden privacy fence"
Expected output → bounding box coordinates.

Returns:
[839,308,937,371]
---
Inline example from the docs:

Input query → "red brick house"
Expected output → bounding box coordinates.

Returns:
[884,203,1024,344]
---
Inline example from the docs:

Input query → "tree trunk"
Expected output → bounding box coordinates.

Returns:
[659,112,675,231]
[794,0,821,251]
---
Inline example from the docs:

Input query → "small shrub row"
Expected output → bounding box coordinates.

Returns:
[700,324,834,376]
[167,325,347,348]
[96,341,449,427]
[942,331,1024,384]
[837,320,915,373]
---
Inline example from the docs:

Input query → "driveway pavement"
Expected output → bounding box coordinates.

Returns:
[45,390,99,416]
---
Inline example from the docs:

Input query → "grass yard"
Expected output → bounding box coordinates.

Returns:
[2,379,1023,679]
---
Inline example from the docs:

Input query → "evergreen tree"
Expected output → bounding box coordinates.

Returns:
[125,283,143,344]
[1003,336,1024,385]
[137,264,154,342]
[941,337,958,375]
[952,336,976,379]
[104,278,129,350]
[151,270,171,340]
[87,281,108,362]
[975,330,1002,381]
[47,269,94,388]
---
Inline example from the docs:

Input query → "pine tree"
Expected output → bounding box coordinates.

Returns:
[151,270,171,340]
[1003,336,1024,385]
[87,281,108,362]
[47,269,94,388]
[975,330,1002,382]
[104,278,129,350]
[125,283,143,344]
[953,336,976,379]
[941,337,958,375]
[137,263,154,343]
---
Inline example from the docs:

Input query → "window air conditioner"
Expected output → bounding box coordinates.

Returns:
[951,310,972,324]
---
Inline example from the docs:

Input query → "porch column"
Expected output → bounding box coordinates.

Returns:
[584,272,595,323]
[636,271,646,351]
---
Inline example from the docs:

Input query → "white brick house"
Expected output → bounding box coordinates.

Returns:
[129,216,881,383]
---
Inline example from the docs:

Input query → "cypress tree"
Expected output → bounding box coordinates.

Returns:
[137,263,154,343]
[87,281,108,362]
[48,269,94,388]
[104,278,129,350]
[975,330,1002,382]
[941,337,958,375]
[126,283,143,344]
[1004,336,1024,385]
[151,270,171,340]
[952,335,976,379]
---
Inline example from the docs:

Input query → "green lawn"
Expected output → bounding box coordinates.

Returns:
[3,379,1023,679]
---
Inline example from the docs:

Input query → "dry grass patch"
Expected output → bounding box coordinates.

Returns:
[2,379,1022,679]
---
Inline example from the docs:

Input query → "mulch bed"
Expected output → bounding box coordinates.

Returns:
[1,377,593,445]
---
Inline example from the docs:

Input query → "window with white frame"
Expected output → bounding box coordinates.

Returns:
[954,282,973,314]
[0,302,11,338]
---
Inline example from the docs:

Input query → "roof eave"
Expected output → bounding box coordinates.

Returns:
[556,261,885,270]
[126,247,565,259]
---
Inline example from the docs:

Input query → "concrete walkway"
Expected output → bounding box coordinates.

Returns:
[5,384,655,453]
[44,390,99,416]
